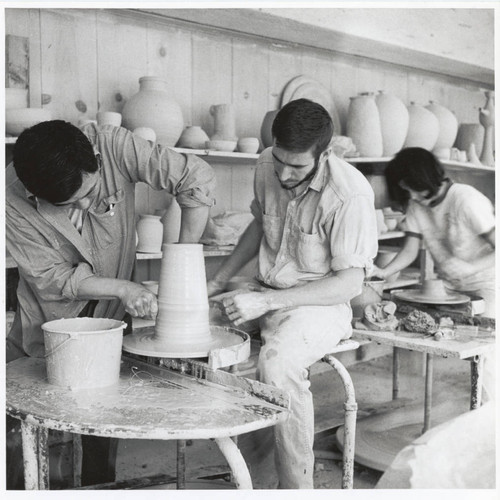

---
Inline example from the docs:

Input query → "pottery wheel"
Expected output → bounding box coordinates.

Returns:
[122,324,247,359]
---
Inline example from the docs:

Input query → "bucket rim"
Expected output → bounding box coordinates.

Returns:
[41,317,127,335]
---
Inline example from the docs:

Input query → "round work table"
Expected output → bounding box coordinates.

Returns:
[6,355,290,490]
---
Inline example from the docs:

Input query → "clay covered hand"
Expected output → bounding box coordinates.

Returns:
[120,282,158,319]
[222,291,271,326]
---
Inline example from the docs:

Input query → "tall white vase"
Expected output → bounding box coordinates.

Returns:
[154,244,210,343]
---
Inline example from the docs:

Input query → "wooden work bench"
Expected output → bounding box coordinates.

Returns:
[6,355,289,490]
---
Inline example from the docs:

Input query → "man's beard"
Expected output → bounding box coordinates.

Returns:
[276,165,318,191]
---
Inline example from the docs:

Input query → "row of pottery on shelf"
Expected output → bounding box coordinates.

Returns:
[178,125,259,153]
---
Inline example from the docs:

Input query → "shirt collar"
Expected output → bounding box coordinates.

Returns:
[428,178,453,207]
[305,155,329,193]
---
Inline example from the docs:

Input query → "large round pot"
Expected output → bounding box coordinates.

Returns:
[346,93,383,157]
[260,110,279,148]
[454,123,484,157]
[426,101,458,151]
[375,91,409,156]
[122,76,184,147]
[404,103,439,151]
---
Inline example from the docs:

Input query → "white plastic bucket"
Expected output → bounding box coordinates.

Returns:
[42,317,126,390]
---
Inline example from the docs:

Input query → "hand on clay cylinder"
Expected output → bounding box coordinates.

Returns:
[222,291,270,326]
[120,282,158,320]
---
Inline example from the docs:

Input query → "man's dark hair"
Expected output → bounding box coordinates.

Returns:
[272,98,334,159]
[13,120,98,204]
[385,147,446,207]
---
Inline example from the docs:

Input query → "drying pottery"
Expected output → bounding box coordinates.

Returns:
[42,317,126,390]
[375,91,409,156]
[97,111,122,127]
[260,110,279,148]
[205,139,237,152]
[177,125,209,149]
[454,123,484,157]
[209,103,237,141]
[122,76,184,147]
[5,88,28,110]
[391,279,470,305]
[404,103,439,151]
[6,108,52,136]
[136,214,163,253]
[426,101,458,152]
[237,137,260,154]
[479,91,495,167]
[346,93,383,157]
[133,127,156,143]
[158,197,181,244]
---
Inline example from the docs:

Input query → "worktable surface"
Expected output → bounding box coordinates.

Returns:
[6,356,289,441]
[352,328,495,359]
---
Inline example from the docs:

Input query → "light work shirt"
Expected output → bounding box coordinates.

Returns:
[403,182,495,290]
[6,123,215,358]
[250,148,378,290]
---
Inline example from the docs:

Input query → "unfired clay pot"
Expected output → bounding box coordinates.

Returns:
[155,243,210,343]
[454,123,484,158]
[375,91,409,157]
[177,125,209,149]
[260,110,279,148]
[426,101,458,151]
[346,93,383,157]
[210,104,237,141]
[404,103,439,151]
[122,76,184,147]
[136,214,163,253]
[237,137,260,154]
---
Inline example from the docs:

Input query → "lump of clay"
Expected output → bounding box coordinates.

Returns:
[401,310,437,334]
[363,301,399,331]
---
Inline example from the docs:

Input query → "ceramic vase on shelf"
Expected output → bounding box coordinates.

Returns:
[404,102,439,151]
[260,110,279,148]
[154,243,211,343]
[209,104,237,141]
[346,93,383,157]
[136,214,163,253]
[454,123,484,158]
[375,91,409,157]
[479,91,495,167]
[425,101,458,152]
[122,76,184,147]
[177,125,209,149]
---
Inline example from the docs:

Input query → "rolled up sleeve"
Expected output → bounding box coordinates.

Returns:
[106,126,216,208]
[329,194,378,275]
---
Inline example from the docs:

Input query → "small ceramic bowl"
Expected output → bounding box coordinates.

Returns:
[6,108,52,136]
[237,137,260,154]
[206,140,237,152]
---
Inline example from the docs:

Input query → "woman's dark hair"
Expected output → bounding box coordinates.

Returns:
[272,98,334,159]
[385,147,446,208]
[13,120,98,204]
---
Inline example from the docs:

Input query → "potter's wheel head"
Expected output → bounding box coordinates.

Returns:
[122,324,247,359]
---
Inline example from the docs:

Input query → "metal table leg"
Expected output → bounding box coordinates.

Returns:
[72,434,83,487]
[176,439,187,489]
[392,347,401,400]
[214,437,252,489]
[21,421,49,490]
[422,353,434,433]
[470,355,484,410]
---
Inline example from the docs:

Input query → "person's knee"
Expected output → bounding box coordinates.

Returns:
[258,346,308,388]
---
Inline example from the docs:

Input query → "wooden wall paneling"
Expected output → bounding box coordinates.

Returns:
[231,38,270,140]
[145,20,193,125]
[39,9,98,124]
[230,162,256,213]
[267,43,303,111]
[96,11,148,115]
[27,10,42,108]
[191,33,233,138]
[211,163,233,216]
[5,9,31,36]
[5,34,29,89]
[329,58,358,133]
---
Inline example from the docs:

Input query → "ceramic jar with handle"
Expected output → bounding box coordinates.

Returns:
[209,104,237,141]
[404,102,439,151]
[375,91,409,157]
[346,93,383,157]
[122,76,184,147]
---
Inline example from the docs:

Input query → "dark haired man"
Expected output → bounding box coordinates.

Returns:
[207,99,378,488]
[6,120,215,486]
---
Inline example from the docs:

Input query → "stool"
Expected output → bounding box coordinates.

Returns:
[322,339,359,489]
